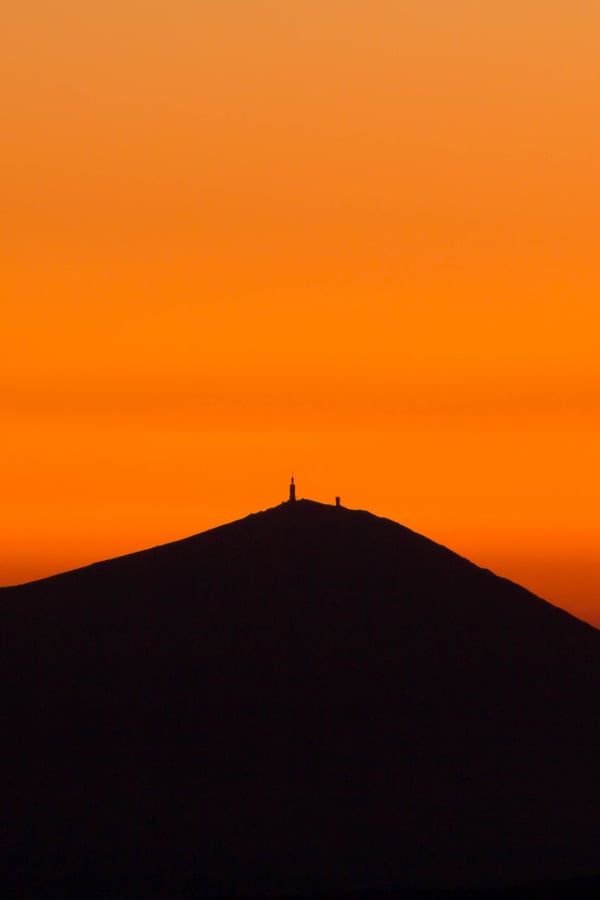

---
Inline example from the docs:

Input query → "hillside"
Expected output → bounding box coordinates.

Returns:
[2,499,599,897]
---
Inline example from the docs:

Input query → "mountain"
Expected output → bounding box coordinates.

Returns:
[1,499,599,898]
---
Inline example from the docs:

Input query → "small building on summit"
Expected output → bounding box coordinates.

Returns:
[287,477,341,507]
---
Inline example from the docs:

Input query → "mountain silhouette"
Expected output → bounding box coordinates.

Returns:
[2,499,599,898]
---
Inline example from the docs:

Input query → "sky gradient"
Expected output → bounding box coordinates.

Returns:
[2,1,599,626]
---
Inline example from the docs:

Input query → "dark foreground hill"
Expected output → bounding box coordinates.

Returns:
[1,500,599,898]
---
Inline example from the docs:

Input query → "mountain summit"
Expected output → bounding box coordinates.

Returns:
[2,499,599,897]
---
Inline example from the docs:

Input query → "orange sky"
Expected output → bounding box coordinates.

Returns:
[2,1,599,626]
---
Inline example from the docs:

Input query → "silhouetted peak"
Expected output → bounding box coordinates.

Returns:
[2,493,599,897]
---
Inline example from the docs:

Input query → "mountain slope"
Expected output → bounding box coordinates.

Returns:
[1,500,599,896]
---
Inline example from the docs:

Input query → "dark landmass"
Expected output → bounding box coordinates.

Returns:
[1,500,598,897]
